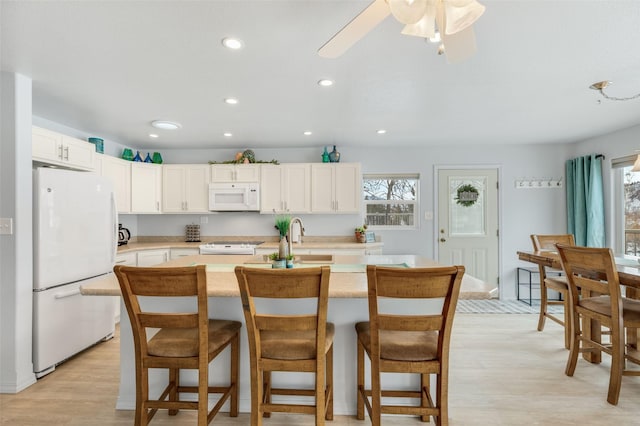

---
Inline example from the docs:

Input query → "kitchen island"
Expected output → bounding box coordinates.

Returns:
[81,254,489,415]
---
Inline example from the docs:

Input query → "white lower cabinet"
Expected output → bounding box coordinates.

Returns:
[136,249,169,266]
[115,252,137,267]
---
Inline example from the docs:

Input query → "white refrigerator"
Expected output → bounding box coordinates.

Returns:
[33,167,118,378]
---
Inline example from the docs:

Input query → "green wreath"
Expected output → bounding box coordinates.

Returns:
[455,184,479,207]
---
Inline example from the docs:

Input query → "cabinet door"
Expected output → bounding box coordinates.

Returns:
[311,164,335,213]
[136,249,169,266]
[185,165,210,212]
[260,165,285,212]
[162,165,186,212]
[210,165,236,182]
[62,136,96,171]
[32,126,63,163]
[334,163,362,213]
[235,165,261,181]
[285,164,311,213]
[170,248,200,260]
[131,163,162,213]
[99,156,131,213]
[115,252,137,266]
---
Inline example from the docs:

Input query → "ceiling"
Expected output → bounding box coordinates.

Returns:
[2,0,640,150]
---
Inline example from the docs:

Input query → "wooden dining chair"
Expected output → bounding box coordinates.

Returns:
[531,234,575,349]
[556,244,640,405]
[356,264,465,426]
[114,265,241,426]
[234,266,333,426]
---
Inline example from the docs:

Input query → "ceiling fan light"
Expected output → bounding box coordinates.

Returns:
[401,13,436,38]
[444,0,485,35]
[388,0,428,25]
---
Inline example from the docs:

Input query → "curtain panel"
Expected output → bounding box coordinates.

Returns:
[566,154,605,247]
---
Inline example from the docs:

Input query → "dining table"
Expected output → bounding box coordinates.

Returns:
[517,249,640,363]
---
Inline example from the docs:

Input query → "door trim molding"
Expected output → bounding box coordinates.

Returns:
[433,164,503,299]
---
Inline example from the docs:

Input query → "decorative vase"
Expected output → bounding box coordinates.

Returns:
[355,232,366,243]
[272,259,286,269]
[286,259,294,269]
[152,152,163,164]
[133,151,142,162]
[328,145,340,163]
[122,148,134,161]
[144,153,152,163]
[88,137,104,154]
[278,236,288,259]
[322,146,330,163]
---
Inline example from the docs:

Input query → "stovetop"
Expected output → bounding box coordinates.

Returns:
[201,241,264,247]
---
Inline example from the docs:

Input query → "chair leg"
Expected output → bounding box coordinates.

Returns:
[370,358,381,426]
[315,352,326,426]
[420,373,429,422]
[436,370,447,426]
[262,370,271,418]
[537,280,548,332]
[198,365,208,426]
[607,329,624,405]
[137,366,148,426]
[562,294,571,350]
[251,363,263,426]
[169,368,178,416]
[326,344,334,421]
[356,339,365,421]
[230,334,239,417]
[565,310,581,377]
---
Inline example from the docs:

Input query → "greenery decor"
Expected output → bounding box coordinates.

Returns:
[355,224,367,243]
[268,252,280,261]
[274,214,292,237]
[209,149,279,165]
[355,224,368,233]
[455,184,479,207]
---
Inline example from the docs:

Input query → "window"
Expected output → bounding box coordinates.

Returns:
[612,155,640,255]
[363,174,419,229]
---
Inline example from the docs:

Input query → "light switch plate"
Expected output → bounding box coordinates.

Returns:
[0,217,13,235]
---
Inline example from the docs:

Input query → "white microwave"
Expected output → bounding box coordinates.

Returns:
[208,182,260,211]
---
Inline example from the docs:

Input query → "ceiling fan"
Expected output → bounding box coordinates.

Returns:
[318,0,485,63]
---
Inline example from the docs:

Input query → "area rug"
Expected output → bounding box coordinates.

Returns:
[456,299,564,314]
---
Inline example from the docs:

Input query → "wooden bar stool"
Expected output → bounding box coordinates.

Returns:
[356,264,464,426]
[531,234,575,349]
[114,265,241,426]
[234,266,333,426]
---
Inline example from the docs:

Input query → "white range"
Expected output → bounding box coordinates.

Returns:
[199,241,263,255]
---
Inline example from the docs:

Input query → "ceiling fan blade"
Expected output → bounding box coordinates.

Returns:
[318,0,391,59]
[441,24,477,63]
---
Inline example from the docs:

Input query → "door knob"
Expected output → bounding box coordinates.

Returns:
[440,238,446,242]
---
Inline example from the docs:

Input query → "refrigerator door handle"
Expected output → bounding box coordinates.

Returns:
[54,288,81,299]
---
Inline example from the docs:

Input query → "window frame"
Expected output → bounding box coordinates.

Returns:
[362,173,420,230]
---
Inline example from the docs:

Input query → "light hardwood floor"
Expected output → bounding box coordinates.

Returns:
[2,314,640,425]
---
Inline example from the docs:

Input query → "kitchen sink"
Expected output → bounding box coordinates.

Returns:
[245,254,335,264]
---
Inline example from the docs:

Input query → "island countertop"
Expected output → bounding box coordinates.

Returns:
[80,254,491,299]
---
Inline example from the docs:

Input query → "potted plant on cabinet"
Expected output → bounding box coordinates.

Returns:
[285,253,295,269]
[269,252,286,269]
[355,224,367,243]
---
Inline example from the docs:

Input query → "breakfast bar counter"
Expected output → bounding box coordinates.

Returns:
[81,254,488,415]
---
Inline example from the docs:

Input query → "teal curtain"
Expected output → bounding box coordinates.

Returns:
[565,154,605,247]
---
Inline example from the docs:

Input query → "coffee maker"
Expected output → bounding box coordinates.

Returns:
[118,224,131,246]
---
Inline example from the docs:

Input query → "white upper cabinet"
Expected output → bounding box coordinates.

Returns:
[311,163,362,213]
[162,164,210,213]
[131,163,162,214]
[210,164,261,182]
[32,126,96,171]
[260,164,311,213]
[95,155,131,213]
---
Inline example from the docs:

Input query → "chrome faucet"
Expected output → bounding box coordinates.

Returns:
[288,217,305,256]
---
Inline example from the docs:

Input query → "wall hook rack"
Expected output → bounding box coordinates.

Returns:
[515,177,563,189]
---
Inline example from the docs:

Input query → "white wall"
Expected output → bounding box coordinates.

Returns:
[0,72,37,393]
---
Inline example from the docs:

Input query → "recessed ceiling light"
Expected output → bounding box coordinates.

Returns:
[318,79,334,87]
[224,98,239,105]
[222,37,243,50]
[303,131,312,136]
[151,120,182,130]
[223,132,233,137]
[149,133,159,138]
[377,129,387,134]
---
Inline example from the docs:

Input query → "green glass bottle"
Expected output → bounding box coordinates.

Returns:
[322,146,330,163]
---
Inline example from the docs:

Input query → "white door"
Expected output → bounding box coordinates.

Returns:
[437,168,499,292]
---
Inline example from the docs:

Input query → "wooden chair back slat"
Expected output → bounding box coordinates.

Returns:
[371,267,458,299]
[242,267,326,299]
[531,234,575,251]
[377,314,443,331]
[556,244,621,300]
[255,314,318,332]
[139,313,200,329]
